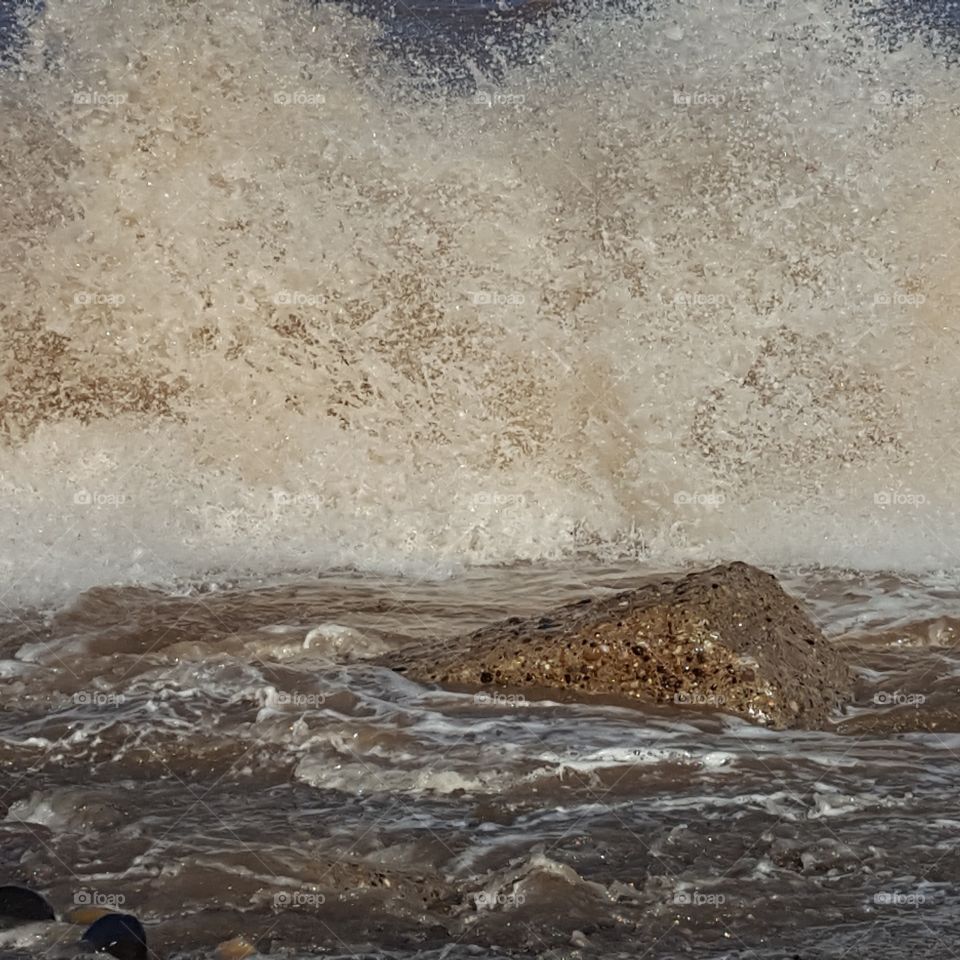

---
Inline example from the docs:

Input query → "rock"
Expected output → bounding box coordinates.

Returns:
[214,935,258,960]
[376,562,851,728]
[0,886,55,928]
[67,906,113,926]
[80,913,147,960]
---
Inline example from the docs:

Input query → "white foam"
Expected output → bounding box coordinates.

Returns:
[534,745,735,772]
[0,659,38,678]
[302,624,390,659]
[1,0,960,606]
[295,755,496,795]
[0,922,79,951]
[5,794,63,827]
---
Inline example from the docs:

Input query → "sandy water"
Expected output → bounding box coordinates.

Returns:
[2,565,960,958]
[3,0,960,954]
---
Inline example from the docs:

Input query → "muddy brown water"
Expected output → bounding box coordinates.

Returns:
[2,564,960,959]
[4,3,960,954]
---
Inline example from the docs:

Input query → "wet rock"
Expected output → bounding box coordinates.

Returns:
[80,913,148,960]
[214,935,257,960]
[377,562,851,728]
[67,907,113,926]
[0,886,55,928]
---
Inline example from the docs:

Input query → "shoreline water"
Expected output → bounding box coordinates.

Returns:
[4,0,960,954]
[3,561,960,957]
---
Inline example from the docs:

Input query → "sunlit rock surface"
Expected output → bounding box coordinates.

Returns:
[379,562,852,728]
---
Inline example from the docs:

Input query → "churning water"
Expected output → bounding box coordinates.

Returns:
[3,0,960,957]
[2,0,960,604]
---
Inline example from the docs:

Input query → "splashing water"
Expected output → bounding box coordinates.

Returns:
[1,0,959,606]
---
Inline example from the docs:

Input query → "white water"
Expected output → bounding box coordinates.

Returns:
[1,0,959,606]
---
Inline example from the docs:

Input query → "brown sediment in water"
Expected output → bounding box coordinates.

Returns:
[376,561,852,728]
[3,567,960,958]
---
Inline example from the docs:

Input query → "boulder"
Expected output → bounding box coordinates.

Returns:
[377,562,851,728]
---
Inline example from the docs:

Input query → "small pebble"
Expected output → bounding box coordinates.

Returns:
[570,929,589,948]
[67,906,112,925]
[215,935,258,960]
